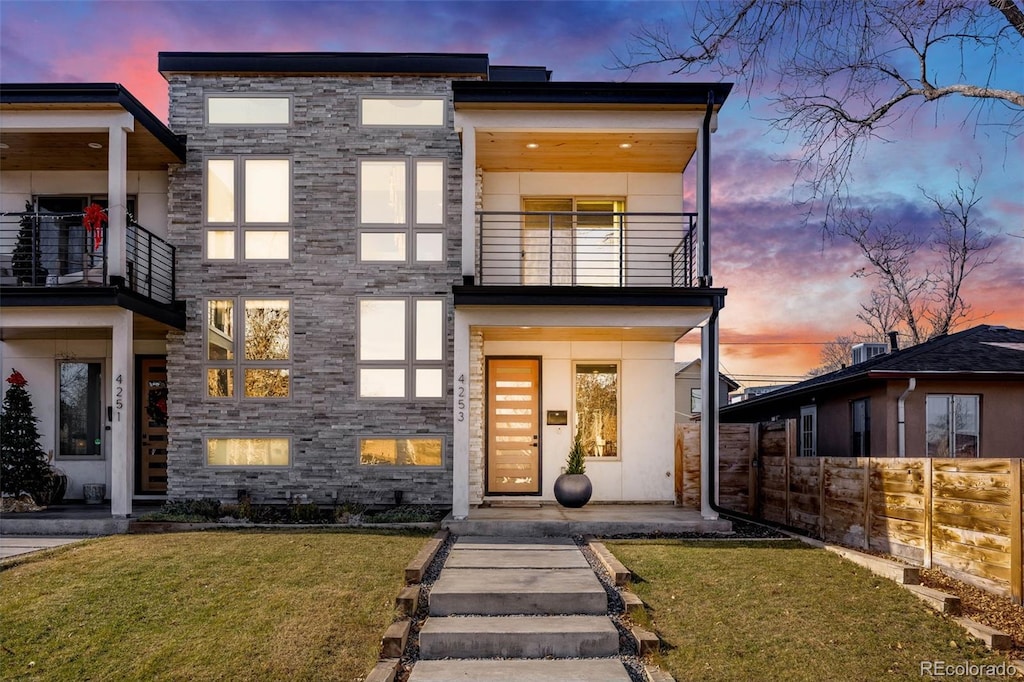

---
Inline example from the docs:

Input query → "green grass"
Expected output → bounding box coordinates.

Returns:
[0,530,429,681]
[606,539,1011,682]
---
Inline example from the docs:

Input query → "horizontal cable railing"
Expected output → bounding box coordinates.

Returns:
[0,210,176,305]
[475,211,697,287]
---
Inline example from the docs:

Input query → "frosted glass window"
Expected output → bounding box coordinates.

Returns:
[360,232,406,261]
[415,368,444,398]
[206,159,235,223]
[360,161,406,224]
[207,438,289,466]
[207,230,235,259]
[415,161,444,224]
[244,159,290,223]
[361,98,444,126]
[415,233,444,262]
[208,97,290,125]
[244,231,290,259]
[415,300,443,360]
[359,300,406,360]
[360,368,406,398]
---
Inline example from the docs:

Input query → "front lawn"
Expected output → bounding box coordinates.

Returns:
[607,539,1013,682]
[0,530,428,681]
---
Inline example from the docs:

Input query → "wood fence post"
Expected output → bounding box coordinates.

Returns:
[784,420,792,526]
[862,458,871,550]
[748,423,758,516]
[818,457,825,540]
[1011,458,1022,605]
[923,458,933,570]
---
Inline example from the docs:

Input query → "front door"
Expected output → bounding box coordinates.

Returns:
[137,356,168,493]
[486,358,541,494]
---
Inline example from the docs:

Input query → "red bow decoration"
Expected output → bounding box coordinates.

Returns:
[6,369,28,387]
[83,203,107,251]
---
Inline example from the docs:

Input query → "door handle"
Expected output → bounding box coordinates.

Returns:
[532,435,539,447]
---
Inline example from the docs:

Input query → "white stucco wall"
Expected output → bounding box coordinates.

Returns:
[481,338,676,502]
[1,170,169,236]
[0,336,166,500]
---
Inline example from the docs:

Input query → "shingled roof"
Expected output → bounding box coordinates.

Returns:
[723,325,1024,413]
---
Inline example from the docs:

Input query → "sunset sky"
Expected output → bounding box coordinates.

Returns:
[2,1,1021,387]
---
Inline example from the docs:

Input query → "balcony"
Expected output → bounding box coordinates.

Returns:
[475,210,697,288]
[0,210,177,306]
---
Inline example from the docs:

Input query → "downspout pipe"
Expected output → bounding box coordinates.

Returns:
[898,378,917,458]
[699,90,713,288]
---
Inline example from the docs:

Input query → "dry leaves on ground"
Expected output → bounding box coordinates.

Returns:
[921,567,1024,660]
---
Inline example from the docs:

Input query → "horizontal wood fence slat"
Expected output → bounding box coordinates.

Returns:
[676,421,1023,604]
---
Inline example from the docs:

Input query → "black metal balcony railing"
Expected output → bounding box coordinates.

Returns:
[475,211,698,287]
[0,210,176,304]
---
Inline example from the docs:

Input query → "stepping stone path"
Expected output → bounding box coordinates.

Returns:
[408,536,631,681]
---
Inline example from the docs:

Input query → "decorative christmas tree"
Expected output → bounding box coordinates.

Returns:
[11,201,47,285]
[0,369,52,502]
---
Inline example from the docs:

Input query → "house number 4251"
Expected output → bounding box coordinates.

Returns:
[114,374,124,422]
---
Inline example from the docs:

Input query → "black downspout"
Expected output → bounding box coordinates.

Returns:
[698,91,805,536]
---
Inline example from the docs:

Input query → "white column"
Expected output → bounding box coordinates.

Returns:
[459,123,477,281]
[452,310,471,519]
[110,309,134,517]
[106,123,130,279]
[700,317,720,520]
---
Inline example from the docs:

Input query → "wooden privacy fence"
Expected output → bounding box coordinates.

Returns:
[675,421,1024,603]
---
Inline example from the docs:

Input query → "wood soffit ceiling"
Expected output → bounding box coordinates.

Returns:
[474,131,696,173]
[479,326,690,343]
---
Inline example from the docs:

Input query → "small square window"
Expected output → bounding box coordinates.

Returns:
[415,368,444,398]
[415,233,444,262]
[207,230,235,259]
[244,231,290,260]
[360,232,407,261]
[360,368,406,398]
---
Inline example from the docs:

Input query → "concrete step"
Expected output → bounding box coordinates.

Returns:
[408,658,631,682]
[445,547,590,569]
[429,568,607,616]
[419,615,619,659]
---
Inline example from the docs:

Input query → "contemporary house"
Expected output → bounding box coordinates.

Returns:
[674,358,739,421]
[0,84,185,516]
[720,325,1024,458]
[1,52,731,520]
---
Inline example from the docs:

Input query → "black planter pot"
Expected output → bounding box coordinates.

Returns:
[553,473,592,508]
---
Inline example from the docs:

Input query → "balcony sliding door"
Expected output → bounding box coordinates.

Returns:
[521,198,623,286]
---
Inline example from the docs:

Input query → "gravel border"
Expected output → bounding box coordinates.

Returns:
[395,531,455,682]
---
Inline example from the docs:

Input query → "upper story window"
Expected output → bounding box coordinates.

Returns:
[358,159,445,263]
[207,97,291,125]
[360,98,445,127]
[800,405,817,456]
[205,157,291,261]
[206,297,291,400]
[926,394,980,457]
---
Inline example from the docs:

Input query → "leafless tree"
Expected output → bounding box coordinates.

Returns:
[616,0,1024,226]
[842,170,994,345]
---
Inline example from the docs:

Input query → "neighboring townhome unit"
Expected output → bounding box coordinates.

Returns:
[0,84,186,516]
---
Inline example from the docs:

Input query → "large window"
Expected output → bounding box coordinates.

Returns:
[206,298,291,399]
[800,405,817,456]
[851,398,870,457]
[359,437,443,466]
[358,298,444,399]
[207,438,290,467]
[926,394,980,457]
[358,159,444,262]
[205,157,291,261]
[57,361,103,458]
[207,96,291,125]
[574,363,618,457]
[522,198,624,286]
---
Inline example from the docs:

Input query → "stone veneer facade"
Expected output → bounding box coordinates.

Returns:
[164,73,466,505]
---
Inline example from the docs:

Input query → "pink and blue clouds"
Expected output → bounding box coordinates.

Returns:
[2,0,1021,382]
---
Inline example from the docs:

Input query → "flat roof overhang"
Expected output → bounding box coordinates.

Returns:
[159,51,490,77]
[0,83,185,171]
[0,287,185,331]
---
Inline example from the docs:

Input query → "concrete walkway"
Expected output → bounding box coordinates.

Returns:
[409,536,631,681]
[0,536,85,561]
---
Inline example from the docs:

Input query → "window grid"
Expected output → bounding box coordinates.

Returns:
[357,158,445,263]
[357,296,446,400]
[204,155,292,262]
[204,297,292,401]
[800,405,817,457]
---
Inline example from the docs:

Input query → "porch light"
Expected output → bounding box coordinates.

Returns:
[87,142,103,149]
[618,143,633,149]
[519,326,532,329]
[525,143,540,149]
